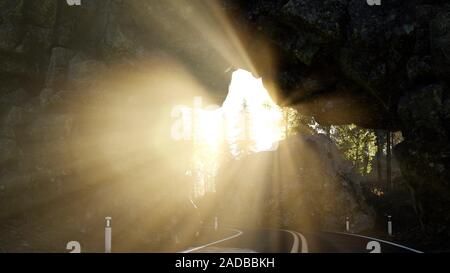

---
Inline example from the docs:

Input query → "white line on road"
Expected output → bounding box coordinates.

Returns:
[295,231,309,253]
[283,230,299,253]
[181,228,243,253]
[329,231,423,253]
[280,229,309,253]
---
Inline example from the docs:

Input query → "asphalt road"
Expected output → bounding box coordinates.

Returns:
[182,228,422,253]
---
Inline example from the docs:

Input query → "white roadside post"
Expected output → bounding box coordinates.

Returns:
[346,217,350,232]
[387,215,393,236]
[214,217,219,231]
[105,217,112,253]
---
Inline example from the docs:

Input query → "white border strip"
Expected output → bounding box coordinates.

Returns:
[181,228,243,253]
[329,231,423,253]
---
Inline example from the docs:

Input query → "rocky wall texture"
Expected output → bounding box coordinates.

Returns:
[216,134,375,233]
[224,0,450,248]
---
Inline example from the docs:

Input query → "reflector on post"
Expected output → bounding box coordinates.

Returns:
[105,217,112,253]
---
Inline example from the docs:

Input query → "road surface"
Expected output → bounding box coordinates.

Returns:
[182,228,422,253]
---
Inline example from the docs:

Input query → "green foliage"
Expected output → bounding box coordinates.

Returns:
[282,107,303,137]
[282,107,315,136]
[331,125,378,175]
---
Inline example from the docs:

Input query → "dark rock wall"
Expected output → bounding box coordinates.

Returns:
[223,0,450,248]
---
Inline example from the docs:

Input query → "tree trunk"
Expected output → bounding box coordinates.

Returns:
[355,130,361,173]
[375,130,383,188]
[362,134,370,176]
[386,131,392,191]
[285,109,289,138]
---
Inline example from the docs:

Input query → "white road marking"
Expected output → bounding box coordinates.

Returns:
[295,231,309,253]
[181,228,243,253]
[283,230,299,253]
[280,229,309,253]
[329,231,423,253]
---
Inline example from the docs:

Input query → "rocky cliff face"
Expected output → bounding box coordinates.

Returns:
[221,0,450,244]
[0,0,449,249]
[217,0,450,246]
[216,134,375,233]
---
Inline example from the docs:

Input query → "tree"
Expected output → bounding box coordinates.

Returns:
[282,107,303,138]
[386,131,392,190]
[234,99,256,158]
[375,130,384,189]
[332,125,377,175]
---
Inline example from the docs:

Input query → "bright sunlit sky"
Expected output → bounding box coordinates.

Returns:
[188,69,286,196]
[196,69,284,156]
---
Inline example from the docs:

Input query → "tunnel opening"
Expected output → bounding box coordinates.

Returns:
[180,69,297,198]
[172,68,394,239]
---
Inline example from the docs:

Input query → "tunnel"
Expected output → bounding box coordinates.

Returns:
[0,0,449,252]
